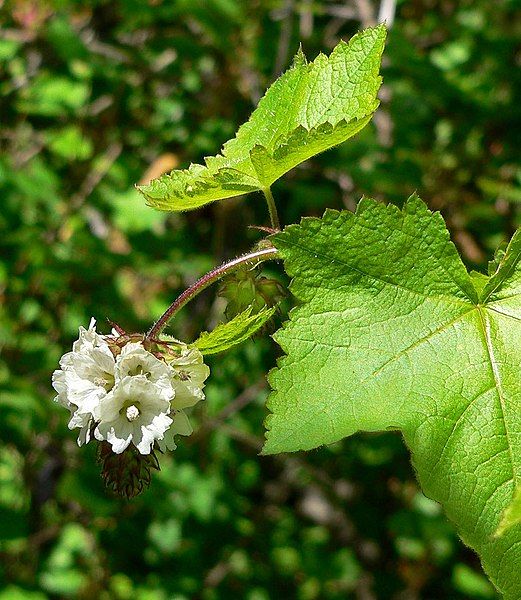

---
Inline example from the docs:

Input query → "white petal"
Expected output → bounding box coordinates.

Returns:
[116,376,171,414]
[156,411,192,452]
[52,370,71,408]
[184,363,210,385]
[155,375,175,402]
[170,410,193,436]
[172,381,205,410]
[91,347,116,375]
[73,318,101,352]
[116,341,143,359]
[58,351,76,369]
[95,422,133,454]
[158,429,177,452]
[52,369,67,392]
[97,389,121,422]
[68,410,90,430]
[135,413,173,454]
[77,421,92,446]
[115,342,172,384]
[107,432,132,454]
[53,319,116,422]
[169,346,204,367]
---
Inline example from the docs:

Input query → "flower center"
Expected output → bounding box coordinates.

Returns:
[177,369,190,381]
[125,405,140,421]
[128,364,151,378]
[94,372,115,390]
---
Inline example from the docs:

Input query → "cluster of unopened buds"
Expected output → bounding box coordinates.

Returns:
[52,318,209,497]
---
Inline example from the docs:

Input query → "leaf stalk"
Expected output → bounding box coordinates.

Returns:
[262,187,281,231]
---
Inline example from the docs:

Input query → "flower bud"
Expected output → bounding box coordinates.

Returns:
[219,268,285,320]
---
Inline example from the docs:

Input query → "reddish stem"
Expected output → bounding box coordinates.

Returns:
[146,246,279,339]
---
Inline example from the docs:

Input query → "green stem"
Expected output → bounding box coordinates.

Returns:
[146,246,280,339]
[262,187,281,231]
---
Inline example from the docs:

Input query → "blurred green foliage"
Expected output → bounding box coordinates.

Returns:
[1,0,519,598]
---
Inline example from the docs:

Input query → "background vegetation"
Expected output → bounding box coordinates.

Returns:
[1,0,520,598]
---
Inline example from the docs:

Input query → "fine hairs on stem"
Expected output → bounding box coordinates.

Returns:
[146,246,280,339]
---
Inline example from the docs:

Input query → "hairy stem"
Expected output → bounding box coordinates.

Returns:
[262,187,281,231]
[147,246,280,339]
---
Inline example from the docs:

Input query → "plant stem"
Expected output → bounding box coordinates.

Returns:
[146,246,280,339]
[262,187,281,230]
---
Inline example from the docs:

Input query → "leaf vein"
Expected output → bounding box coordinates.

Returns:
[427,384,497,478]
[367,309,475,381]
[279,235,471,306]
[477,307,519,484]
[474,477,514,535]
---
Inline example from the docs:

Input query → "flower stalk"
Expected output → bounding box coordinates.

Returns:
[146,245,280,339]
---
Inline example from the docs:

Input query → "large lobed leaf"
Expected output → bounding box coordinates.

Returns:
[139,25,385,211]
[265,196,521,598]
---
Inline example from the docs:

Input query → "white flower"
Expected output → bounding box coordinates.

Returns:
[72,317,107,352]
[153,344,209,452]
[52,319,116,444]
[168,346,210,409]
[94,375,173,454]
[53,319,211,456]
[115,342,175,396]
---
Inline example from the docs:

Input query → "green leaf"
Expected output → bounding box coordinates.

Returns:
[17,76,90,117]
[192,305,276,355]
[107,188,166,233]
[266,195,521,598]
[452,564,496,599]
[139,25,385,211]
[496,486,521,537]
[45,125,93,161]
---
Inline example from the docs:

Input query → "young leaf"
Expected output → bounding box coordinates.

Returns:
[265,196,521,599]
[192,305,276,355]
[139,25,385,211]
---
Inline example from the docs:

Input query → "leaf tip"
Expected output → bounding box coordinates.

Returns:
[292,44,307,68]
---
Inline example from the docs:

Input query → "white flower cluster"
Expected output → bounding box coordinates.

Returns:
[52,319,209,455]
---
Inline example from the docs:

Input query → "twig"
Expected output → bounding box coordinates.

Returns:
[273,0,295,75]
[71,142,122,209]
[354,0,376,27]
[378,0,397,28]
